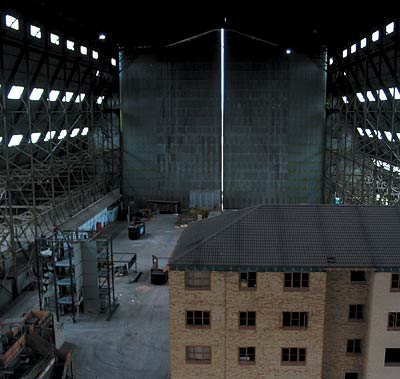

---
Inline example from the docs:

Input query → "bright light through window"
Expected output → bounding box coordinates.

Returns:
[71,128,80,137]
[351,44,356,53]
[58,130,67,139]
[342,96,349,104]
[92,50,98,60]
[75,93,85,103]
[360,38,367,48]
[30,132,41,143]
[5,15,19,30]
[356,92,366,102]
[44,131,56,141]
[81,127,89,136]
[96,96,104,104]
[356,128,364,136]
[386,22,395,35]
[30,25,41,39]
[378,89,387,101]
[374,158,400,173]
[96,70,100,77]
[62,92,74,102]
[366,91,376,101]
[365,129,373,138]
[372,30,380,42]
[80,46,87,55]
[374,130,383,139]
[29,88,44,101]
[50,33,60,45]
[66,40,74,51]
[389,87,400,99]
[329,57,333,65]
[384,131,393,141]
[7,86,24,99]
[342,49,348,58]
[49,90,60,102]
[111,58,117,66]
[0,136,3,144]
[8,135,23,147]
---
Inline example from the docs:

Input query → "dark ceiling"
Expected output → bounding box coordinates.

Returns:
[3,1,396,55]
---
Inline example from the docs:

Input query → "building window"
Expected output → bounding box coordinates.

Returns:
[238,347,255,364]
[351,271,366,282]
[346,339,362,354]
[282,312,308,328]
[186,346,211,364]
[388,312,400,330]
[239,312,256,328]
[284,272,309,290]
[239,272,256,289]
[186,311,210,327]
[391,274,400,291]
[345,374,359,379]
[385,348,400,366]
[185,271,210,290]
[349,304,364,320]
[281,348,306,365]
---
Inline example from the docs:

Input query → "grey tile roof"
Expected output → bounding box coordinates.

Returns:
[169,204,400,271]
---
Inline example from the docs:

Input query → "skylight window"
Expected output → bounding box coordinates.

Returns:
[80,46,87,55]
[378,89,387,101]
[30,25,41,39]
[50,33,60,45]
[5,15,19,30]
[111,58,117,66]
[8,135,23,147]
[360,38,367,48]
[366,91,376,101]
[75,93,85,103]
[58,130,67,139]
[48,90,60,102]
[70,128,80,137]
[374,158,400,173]
[386,22,395,35]
[329,58,333,65]
[29,88,44,101]
[30,132,41,143]
[356,128,365,136]
[365,129,373,138]
[342,96,349,104]
[372,30,380,42]
[81,127,89,136]
[7,86,24,99]
[356,92,365,102]
[389,87,400,99]
[384,131,393,141]
[351,44,357,53]
[66,40,74,51]
[62,92,74,102]
[342,49,348,58]
[44,131,56,141]
[96,70,100,77]
[374,130,383,139]
[0,136,2,144]
[92,50,98,60]
[96,96,104,104]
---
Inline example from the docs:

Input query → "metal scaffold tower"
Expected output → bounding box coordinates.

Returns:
[326,17,400,205]
[0,8,120,307]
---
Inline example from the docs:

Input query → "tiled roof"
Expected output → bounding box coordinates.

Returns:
[169,205,400,271]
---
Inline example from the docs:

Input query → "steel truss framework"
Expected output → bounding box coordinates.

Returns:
[0,10,120,303]
[326,18,400,205]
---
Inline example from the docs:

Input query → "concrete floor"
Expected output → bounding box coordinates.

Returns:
[1,214,183,379]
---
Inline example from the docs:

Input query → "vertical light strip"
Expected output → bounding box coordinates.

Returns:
[221,28,225,211]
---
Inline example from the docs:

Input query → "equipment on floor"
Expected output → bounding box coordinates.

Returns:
[150,255,168,285]
[128,221,145,240]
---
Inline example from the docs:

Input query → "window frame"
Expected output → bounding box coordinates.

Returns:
[388,312,400,331]
[350,271,366,283]
[281,347,307,365]
[346,339,362,354]
[186,310,211,328]
[391,273,400,292]
[238,346,256,365]
[239,272,257,290]
[185,271,211,290]
[385,348,400,366]
[283,272,309,291]
[348,304,365,321]
[282,311,309,329]
[239,311,256,329]
[344,373,359,379]
[185,346,211,364]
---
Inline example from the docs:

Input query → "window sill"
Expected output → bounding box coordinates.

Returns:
[348,319,365,322]
[283,288,309,292]
[390,288,400,292]
[239,287,257,291]
[184,287,211,291]
[281,362,306,366]
[186,325,211,329]
[281,326,308,330]
[186,360,211,364]
[239,361,255,365]
[239,326,256,330]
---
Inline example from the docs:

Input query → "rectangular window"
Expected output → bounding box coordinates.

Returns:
[351,271,366,282]
[346,339,362,354]
[185,271,210,290]
[282,312,308,328]
[239,312,256,328]
[240,272,256,289]
[388,312,400,330]
[385,348,400,366]
[238,347,255,364]
[186,311,210,327]
[391,273,400,291]
[281,348,306,365]
[284,272,309,289]
[186,346,211,364]
[345,374,359,379]
[349,304,364,320]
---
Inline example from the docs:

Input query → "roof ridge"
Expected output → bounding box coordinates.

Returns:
[171,205,260,264]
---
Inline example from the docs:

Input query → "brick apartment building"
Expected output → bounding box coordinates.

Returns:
[168,205,400,379]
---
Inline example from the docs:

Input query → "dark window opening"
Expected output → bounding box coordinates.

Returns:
[346,339,362,354]
[186,311,210,327]
[349,304,364,320]
[345,373,359,379]
[391,273,400,290]
[284,272,309,289]
[185,271,210,289]
[281,348,306,364]
[239,311,256,328]
[351,271,366,282]
[385,348,400,365]
[239,347,255,364]
[240,272,257,289]
[282,312,308,328]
